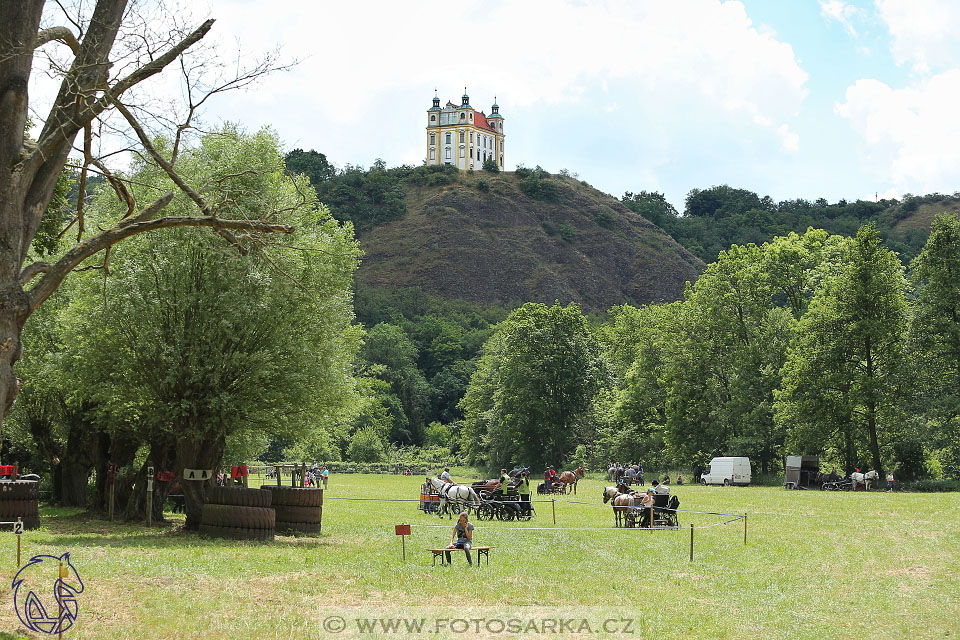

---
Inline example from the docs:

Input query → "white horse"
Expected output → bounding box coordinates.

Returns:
[428,477,481,514]
[851,470,879,490]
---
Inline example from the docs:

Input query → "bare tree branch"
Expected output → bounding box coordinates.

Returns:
[19,262,51,287]
[35,27,81,55]
[28,192,293,312]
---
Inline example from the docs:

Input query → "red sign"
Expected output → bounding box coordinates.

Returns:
[395,524,411,536]
[230,465,249,479]
[156,471,175,482]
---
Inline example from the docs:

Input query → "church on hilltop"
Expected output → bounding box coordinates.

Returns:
[426,89,504,171]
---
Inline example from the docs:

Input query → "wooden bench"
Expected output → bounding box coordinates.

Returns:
[428,546,493,567]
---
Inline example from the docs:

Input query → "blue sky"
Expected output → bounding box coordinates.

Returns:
[199,0,960,211]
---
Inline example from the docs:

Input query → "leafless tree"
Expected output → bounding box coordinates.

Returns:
[0,0,295,429]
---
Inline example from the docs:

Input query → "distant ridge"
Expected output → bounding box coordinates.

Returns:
[354,171,703,311]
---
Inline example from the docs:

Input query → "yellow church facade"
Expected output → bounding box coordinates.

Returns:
[426,90,504,171]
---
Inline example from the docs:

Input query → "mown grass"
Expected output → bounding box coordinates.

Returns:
[1,474,958,639]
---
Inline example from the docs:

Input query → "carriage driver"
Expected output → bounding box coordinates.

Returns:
[496,468,511,496]
[439,467,453,484]
[517,471,531,515]
[445,512,474,566]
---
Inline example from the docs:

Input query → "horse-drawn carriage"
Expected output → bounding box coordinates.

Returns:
[604,484,680,529]
[537,466,584,495]
[419,484,441,513]
[821,470,879,491]
[473,493,534,521]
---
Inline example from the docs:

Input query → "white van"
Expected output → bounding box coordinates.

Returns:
[700,457,752,486]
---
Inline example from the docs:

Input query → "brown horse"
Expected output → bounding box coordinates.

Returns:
[612,493,640,527]
[556,465,585,495]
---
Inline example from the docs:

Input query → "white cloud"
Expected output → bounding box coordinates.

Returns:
[204,0,807,165]
[876,0,960,73]
[819,1,859,36]
[836,70,960,192]
[777,124,800,152]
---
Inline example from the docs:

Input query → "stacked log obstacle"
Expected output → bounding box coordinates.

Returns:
[200,486,275,541]
[0,481,40,529]
[259,486,322,534]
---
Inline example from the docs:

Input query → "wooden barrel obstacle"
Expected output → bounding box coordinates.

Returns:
[199,486,275,541]
[259,485,323,534]
[0,480,40,530]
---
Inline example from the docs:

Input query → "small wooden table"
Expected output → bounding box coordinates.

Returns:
[429,546,492,567]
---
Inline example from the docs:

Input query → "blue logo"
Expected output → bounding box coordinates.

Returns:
[12,552,84,635]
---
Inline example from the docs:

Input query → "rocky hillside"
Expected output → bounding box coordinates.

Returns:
[354,171,703,311]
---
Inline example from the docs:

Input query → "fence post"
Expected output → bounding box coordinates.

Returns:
[275,465,281,487]
[649,506,654,531]
[743,513,747,545]
[145,461,154,528]
[689,523,694,561]
[17,517,22,568]
[551,499,556,525]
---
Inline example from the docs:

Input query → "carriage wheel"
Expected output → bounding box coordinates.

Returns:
[496,506,512,521]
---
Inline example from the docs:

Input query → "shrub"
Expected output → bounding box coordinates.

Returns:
[476,178,489,192]
[482,157,499,173]
[347,427,387,462]
[559,222,575,242]
[594,208,615,229]
[900,479,960,492]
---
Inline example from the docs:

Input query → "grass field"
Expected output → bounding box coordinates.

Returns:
[1,474,958,639]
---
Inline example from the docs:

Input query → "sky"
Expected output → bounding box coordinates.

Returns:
[78,0,960,210]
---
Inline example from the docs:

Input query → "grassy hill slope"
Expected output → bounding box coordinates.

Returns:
[354,171,703,311]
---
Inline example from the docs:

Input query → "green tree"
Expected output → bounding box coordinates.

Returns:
[285,149,336,187]
[908,213,960,465]
[776,225,907,475]
[460,302,604,469]
[68,127,361,526]
[347,426,387,462]
[621,191,678,228]
[359,323,430,444]
[1,1,292,430]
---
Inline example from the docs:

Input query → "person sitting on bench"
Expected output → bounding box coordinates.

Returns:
[445,512,474,566]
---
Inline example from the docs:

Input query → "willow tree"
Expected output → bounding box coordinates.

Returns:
[0,1,289,429]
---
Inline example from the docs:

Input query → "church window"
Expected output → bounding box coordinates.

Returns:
[430,149,435,160]
[430,115,435,121]
[445,133,451,144]
[459,131,465,143]
[460,112,465,120]
[445,148,451,159]
[460,146,465,158]
[469,113,473,121]
[430,133,435,144]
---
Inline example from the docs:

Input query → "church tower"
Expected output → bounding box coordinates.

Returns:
[426,89,504,170]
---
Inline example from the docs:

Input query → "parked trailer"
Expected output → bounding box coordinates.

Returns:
[784,455,820,489]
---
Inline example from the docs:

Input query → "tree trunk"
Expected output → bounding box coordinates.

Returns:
[177,432,226,530]
[56,459,91,507]
[864,336,884,477]
[93,431,138,512]
[124,441,176,523]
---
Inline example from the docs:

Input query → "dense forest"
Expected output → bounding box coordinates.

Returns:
[9,147,960,517]
[277,151,960,483]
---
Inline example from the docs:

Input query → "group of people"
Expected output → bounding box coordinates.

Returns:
[608,462,644,485]
[303,464,329,489]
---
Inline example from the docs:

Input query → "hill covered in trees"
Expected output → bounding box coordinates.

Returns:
[622,186,960,264]
[285,151,703,311]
